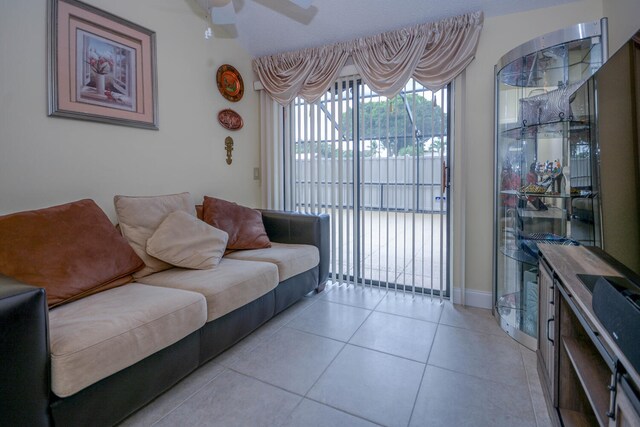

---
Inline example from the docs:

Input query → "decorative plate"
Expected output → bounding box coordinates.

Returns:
[217,108,243,130]
[216,64,244,102]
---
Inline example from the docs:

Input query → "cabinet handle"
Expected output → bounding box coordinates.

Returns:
[547,318,555,345]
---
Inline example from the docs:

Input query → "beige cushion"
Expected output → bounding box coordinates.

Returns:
[146,211,228,270]
[114,192,196,278]
[49,283,206,398]
[137,259,278,322]
[225,242,319,281]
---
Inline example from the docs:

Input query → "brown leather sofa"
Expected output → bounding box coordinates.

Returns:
[0,209,329,427]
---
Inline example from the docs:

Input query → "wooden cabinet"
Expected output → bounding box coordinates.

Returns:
[537,245,640,427]
[538,257,558,405]
[610,376,640,427]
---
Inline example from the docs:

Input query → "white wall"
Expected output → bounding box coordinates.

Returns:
[603,0,640,53]
[454,0,604,299]
[0,0,261,221]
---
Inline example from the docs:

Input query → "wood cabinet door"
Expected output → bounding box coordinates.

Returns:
[538,258,557,404]
[610,377,640,427]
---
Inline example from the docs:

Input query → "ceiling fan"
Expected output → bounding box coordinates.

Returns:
[196,0,313,26]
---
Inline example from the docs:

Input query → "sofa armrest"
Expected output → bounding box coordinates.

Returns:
[260,210,330,287]
[0,277,51,426]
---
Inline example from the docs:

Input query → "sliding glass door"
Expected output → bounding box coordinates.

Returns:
[284,76,450,297]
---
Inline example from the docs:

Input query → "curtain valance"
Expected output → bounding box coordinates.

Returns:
[253,11,483,106]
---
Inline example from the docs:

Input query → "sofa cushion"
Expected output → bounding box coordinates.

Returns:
[114,192,196,278]
[202,196,271,251]
[225,242,319,281]
[146,211,228,270]
[0,199,144,308]
[49,283,206,398]
[137,258,278,322]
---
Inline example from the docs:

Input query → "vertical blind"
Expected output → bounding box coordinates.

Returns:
[283,76,450,299]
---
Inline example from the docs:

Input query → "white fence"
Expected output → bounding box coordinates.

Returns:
[293,155,446,212]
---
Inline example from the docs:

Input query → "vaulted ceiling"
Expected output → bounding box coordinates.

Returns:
[197,0,581,57]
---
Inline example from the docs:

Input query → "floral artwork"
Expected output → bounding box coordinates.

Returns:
[48,0,158,129]
[76,32,137,112]
[87,48,114,75]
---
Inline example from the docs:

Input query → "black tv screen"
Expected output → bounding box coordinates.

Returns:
[573,29,640,277]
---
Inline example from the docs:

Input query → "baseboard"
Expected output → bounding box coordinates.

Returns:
[452,288,492,309]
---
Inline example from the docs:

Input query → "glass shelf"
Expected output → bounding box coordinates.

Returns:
[501,246,538,265]
[498,39,601,88]
[501,190,574,199]
[500,120,589,139]
[494,19,606,350]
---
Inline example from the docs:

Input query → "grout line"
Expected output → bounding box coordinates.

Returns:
[318,293,388,311]
[344,341,430,365]
[277,395,307,427]
[213,297,322,368]
[312,297,377,312]
[343,304,376,343]
[226,368,306,397]
[302,341,348,397]
[148,365,228,426]
[519,346,545,427]
[373,306,442,326]
[301,396,387,427]
[282,320,433,366]
[279,325,352,346]
[436,320,514,340]
[424,362,530,393]
[407,320,440,426]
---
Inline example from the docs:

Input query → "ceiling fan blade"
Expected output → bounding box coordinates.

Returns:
[210,2,236,25]
[289,0,313,9]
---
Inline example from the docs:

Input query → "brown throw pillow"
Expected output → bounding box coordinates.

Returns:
[202,196,271,251]
[0,199,145,307]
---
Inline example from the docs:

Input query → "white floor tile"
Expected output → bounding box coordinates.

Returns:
[280,399,379,427]
[120,362,225,426]
[120,289,552,427]
[428,324,528,389]
[410,365,536,427]
[349,311,437,362]
[229,327,344,394]
[286,300,371,342]
[308,345,424,427]
[440,302,506,336]
[153,370,301,427]
[375,292,444,323]
[320,285,387,310]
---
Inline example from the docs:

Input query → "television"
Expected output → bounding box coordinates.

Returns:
[572,28,640,281]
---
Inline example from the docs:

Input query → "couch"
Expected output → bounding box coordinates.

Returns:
[0,197,329,427]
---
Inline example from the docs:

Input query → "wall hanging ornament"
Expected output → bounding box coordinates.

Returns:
[225,136,234,165]
[217,108,243,130]
[216,64,244,102]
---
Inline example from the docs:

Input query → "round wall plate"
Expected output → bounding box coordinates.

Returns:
[216,64,244,102]
[217,108,243,130]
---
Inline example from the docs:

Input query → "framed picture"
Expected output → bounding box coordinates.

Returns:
[47,0,158,129]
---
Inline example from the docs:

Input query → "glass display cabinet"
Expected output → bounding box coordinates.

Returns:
[493,19,608,349]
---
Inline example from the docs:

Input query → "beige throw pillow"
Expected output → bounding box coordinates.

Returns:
[146,211,228,270]
[114,192,196,278]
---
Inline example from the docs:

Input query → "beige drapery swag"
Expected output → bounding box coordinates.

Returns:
[253,11,483,106]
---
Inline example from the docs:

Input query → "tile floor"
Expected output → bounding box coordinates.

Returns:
[120,284,552,427]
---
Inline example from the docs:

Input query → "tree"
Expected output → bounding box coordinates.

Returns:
[340,94,446,156]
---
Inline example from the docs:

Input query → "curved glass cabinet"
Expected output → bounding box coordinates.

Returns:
[493,19,608,349]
